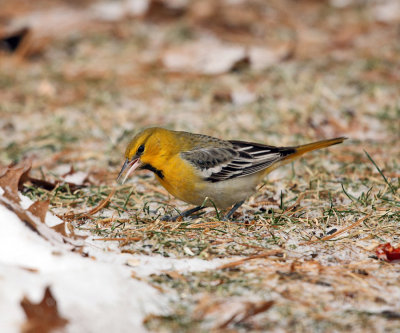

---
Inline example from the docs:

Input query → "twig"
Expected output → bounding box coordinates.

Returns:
[217,249,283,270]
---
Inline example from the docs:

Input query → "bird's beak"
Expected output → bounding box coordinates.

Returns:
[117,157,141,184]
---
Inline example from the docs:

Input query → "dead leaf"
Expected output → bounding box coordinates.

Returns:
[188,0,263,36]
[20,286,68,333]
[27,200,50,223]
[51,222,70,238]
[164,270,186,281]
[145,0,186,22]
[0,161,31,202]
[213,90,232,103]
[218,300,274,329]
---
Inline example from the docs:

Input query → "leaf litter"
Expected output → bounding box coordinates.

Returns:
[0,161,86,250]
[1,0,400,332]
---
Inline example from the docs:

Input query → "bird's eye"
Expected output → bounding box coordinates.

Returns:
[137,144,145,155]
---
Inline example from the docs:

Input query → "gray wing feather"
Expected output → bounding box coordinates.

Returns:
[181,140,296,182]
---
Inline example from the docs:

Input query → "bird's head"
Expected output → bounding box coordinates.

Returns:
[117,127,174,184]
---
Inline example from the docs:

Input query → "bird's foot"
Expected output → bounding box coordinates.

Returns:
[222,201,245,221]
[161,206,205,222]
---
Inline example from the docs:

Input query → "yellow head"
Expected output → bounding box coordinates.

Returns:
[117,127,176,184]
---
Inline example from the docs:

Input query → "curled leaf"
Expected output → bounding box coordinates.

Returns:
[0,161,32,202]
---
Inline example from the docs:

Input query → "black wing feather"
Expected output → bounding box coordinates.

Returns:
[181,140,296,183]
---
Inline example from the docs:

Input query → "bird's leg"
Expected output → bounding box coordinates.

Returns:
[162,205,205,221]
[223,201,245,220]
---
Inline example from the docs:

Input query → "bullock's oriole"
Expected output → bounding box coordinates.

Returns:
[117,127,346,220]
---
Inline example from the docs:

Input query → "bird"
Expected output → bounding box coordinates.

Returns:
[117,127,346,220]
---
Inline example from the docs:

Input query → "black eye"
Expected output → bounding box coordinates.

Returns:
[137,144,145,155]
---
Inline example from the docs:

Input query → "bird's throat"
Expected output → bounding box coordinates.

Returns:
[140,163,164,179]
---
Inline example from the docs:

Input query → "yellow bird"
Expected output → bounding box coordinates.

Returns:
[117,127,346,220]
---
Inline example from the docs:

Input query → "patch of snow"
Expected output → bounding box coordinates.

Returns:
[374,0,400,22]
[92,2,126,21]
[63,171,87,185]
[126,0,150,16]
[162,38,246,75]
[231,89,256,106]
[330,0,353,8]
[17,192,63,227]
[45,212,64,227]
[0,193,229,332]
[267,166,290,182]
[248,46,288,71]
[0,203,166,332]
[321,159,341,172]
[18,192,34,209]
[52,164,73,176]
[85,236,224,277]
[345,184,369,198]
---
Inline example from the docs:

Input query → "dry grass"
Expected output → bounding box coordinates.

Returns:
[1,0,399,331]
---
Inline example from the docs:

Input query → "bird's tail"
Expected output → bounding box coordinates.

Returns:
[264,137,347,175]
[284,137,347,162]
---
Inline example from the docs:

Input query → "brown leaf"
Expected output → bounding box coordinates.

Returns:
[20,286,68,333]
[0,161,87,193]
[145,0,187,22]
[0,161,32,202]
[0,165,9,177]
[164,270,186,281]
[27,200,50,223]
[217,300,274,329]
[51,222,69,237]
[238,300,275,324]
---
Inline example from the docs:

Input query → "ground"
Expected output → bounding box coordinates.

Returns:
[0,0,399,332]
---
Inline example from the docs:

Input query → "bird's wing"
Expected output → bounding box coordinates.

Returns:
[181,140,296,182]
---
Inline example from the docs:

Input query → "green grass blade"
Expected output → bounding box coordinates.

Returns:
[364,150,396,194]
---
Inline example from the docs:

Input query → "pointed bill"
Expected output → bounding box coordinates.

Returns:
[116,158,141,184]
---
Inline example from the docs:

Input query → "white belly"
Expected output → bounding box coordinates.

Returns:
[194,173,261,208]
